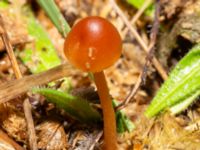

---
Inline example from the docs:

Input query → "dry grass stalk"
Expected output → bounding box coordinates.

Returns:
[0,63,75,103]
[122,0,153,36]
[23,99,38,150]
[0,129,25,150]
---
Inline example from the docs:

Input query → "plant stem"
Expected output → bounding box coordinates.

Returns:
[0,63,75,103]
[0,15,22,79]
[0,129,25,150]
[93,71,117,150]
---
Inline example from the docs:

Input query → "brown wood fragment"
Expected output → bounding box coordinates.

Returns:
[0,14,22,79]
[0,129,25,150]
[23,99,38,150]
[0,63,76,104]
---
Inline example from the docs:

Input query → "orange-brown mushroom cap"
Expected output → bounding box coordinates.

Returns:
[64,16,122,72]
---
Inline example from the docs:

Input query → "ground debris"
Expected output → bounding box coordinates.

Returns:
[106,43,146,100]
[0,9,30,51]
[68,128,102,150]
[130,112,200,150]
[36,120,68,150]
[158,0,200,68]
[0,103,27,143]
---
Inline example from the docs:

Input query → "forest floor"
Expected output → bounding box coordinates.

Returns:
[0,0,200,150]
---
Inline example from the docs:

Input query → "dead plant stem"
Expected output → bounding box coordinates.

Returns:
[0,63,75,104]
[122,0,153,36]
[23,99,38,150]
[0,15,22,78]
[0,129,25,150]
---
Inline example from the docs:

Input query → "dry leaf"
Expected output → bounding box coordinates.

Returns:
[0,9,29,51]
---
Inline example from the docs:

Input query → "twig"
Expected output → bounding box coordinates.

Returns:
[116,0,162,110]
[0,15,38,150]
[109,0,168,80]
[0,15,22,79]
[23,99,38,150]
[0,129,25,150]
[141,0,161,83]
[89,131,103,150]
[122,0,153,36]
[116,73,142,110]
[0,63,75,104]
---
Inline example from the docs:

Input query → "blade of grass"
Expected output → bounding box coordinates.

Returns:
[145,44,200,118]
[0,1,9,8]
[127,0,154,17]
[36,0,70,37]
[32,88,102,124]
[19,6,61,73]
[113,101,135,133]
[170,89,200,115]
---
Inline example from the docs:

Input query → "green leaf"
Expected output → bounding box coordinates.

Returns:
[127,0,154,17]
[33,88,134,131]
[145,44,200,118]
[32,88,102,124]
[114,101,135,133]
[116,111,135,133]
[0,1,9,8]
[36,0,70,37]
[19,6,61,73]
[170,89,200,115]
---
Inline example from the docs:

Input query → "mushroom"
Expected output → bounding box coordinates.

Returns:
[64,16,122,149]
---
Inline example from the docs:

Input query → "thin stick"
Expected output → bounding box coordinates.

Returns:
[89,131,103,150]
[116,0,162,110]
[116,73,142,110]
[122,0,153,36]
[23,100,38,150]
[0,15,22,79]
[94,71,117,150]
[0,63,75,104]
[0,129,25,150]
[0,15,38,150]
[110,0,168,80]
[23,99,38,150]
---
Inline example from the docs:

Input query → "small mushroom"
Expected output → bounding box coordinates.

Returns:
[64,16,122,149]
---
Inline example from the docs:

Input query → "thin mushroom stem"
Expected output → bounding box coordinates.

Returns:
[93,71,117,150]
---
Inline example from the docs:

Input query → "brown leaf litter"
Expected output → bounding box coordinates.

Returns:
[0,9,30,51]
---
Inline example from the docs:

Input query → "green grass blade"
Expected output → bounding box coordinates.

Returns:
[19,6,61,73]
[170,89,200,115]
[127,0,154,17]
[145,44,200,118]
[36,0,70,37]
[32,88,102,124]
[114,101,135,133]
[0,1,9,8]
